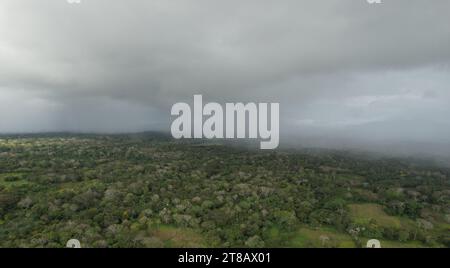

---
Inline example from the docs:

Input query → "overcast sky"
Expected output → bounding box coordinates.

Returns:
[1,0,450,153]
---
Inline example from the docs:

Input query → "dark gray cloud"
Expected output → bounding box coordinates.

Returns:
[1,0,450,154]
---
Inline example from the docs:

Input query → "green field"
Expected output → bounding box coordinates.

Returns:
[349,204,402,228]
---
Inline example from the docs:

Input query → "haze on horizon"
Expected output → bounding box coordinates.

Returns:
[1,0,450,156]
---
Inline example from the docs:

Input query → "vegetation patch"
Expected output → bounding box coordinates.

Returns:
[349,204,401,228]
[150,225,207,248]
[290,227,355,248]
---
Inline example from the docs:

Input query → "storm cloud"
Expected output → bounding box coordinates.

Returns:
[1,0,450,154]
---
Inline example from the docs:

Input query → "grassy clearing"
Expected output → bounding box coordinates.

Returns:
[368,239,425,248]
[349,203,401,228]
[149,225,207,248]
[289,227,356,248]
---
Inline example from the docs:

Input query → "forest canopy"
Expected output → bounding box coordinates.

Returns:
[0,133,449,248]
